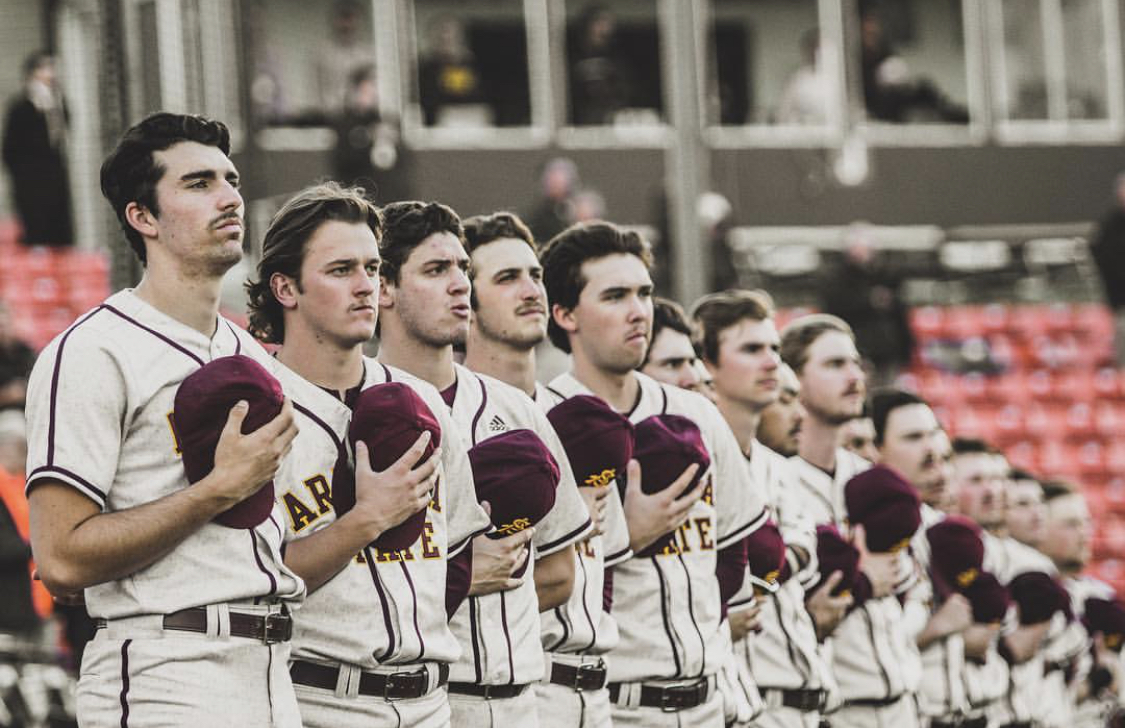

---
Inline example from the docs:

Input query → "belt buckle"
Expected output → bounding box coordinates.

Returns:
[263,612,291,644]
[659,682,691,713]
[383,670,417,702]
[574,661,604,692]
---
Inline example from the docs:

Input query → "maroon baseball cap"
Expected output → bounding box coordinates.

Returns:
[844,465,922,553]
[346,382,442,552]
[815,524,869,607]
[174,355,284,529]
[1008,571,1073,625]
[745,520,788,595]
[547,395,634,490]
[631,414,711,557]
[468,429,560,578]
[1084,597,1125,651]
[926,516,985,599]
[963,571,1009,624]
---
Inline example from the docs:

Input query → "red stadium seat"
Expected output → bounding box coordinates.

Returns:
[910,306,944,341]
[1064,402,1097,440]
[981,303,1011,335]
[1094,368,1125,400]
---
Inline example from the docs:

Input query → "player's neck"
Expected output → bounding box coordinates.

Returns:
[134,265,221,337]
[377,321,456,391]
[275,328,364,392]
[715,396,760,456]
[798,413,840,473]
[570,349,639,413]
[462,331,537,397]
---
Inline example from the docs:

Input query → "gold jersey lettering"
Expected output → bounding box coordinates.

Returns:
[303,475,332,515]
[420,521,441,559]
[166,412,182,455]
[429,475,442,513]
[284,492,319,533]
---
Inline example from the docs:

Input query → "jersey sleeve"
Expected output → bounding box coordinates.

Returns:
[436,406,490,557]
[601,481,633,568]
[529,407,594,557]
[702,400,768,550]
[773,463,819,587]
[24,326,127,509]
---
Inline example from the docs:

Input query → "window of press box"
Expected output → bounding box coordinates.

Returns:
[855,0,972,126]
[705,0,838,128]
[563,0,665,127]
[991,0,1122,125]
[405,0,532,129]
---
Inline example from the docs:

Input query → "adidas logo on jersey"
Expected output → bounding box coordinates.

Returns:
[488,415,508,432]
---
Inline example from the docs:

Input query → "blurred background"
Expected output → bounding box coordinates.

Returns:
[1,0,1125,723]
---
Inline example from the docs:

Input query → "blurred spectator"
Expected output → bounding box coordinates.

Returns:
[332,64,402,201]
[859,6,968,124]
[570,188,606,224]
[527,157,579,243]
[2,51,73,247]
[418,15,490,127]
[569,4,630,125]
[0,410,41,637]
[0,301,35,410]
[1090,173,1125,365]
[820,223,914,387]
[315,0,377,117]
[777,28,835,125]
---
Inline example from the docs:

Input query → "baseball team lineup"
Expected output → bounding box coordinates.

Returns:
[19,111,1124,727]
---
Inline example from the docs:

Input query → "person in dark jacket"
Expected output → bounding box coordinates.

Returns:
[1091,173,1125,365]
[2,52,72,246]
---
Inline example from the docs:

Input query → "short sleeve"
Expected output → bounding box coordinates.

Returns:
[437,407,490,557]
[25,326,127,509]
[529,407,594,557]
[701,400,768,549]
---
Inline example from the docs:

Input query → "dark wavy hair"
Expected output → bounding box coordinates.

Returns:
[245,182,382,344]
[100,113,231,265]
[379,201,464,284]
[462,211,536,309]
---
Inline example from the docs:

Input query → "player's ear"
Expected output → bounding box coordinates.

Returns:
[378,274,395,309]
[270,272,299,310]
[551,302,577,336]
[124,201,157,240]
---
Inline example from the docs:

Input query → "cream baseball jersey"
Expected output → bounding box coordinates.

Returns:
[534,382,633,657]
[748,439,818,585]
[273,359,490,669]
[441,363,594,685]
[548,370,769,683]
[24,290,304,619]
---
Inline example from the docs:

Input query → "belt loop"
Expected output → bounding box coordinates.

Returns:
[424,664,439,694]
[209,604,228,638]
[619,682,641,709]
[334,663,353,699]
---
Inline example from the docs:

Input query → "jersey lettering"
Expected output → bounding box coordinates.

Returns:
[658,517,716,556]
[420,521,441,560]
[284,492,319,533]
[303,474,332,515]
[166,412,182,455]
[428,475,442,513]
[700,475,714,506]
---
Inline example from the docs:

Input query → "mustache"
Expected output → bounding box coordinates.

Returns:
[210,212,242,229]
[516,303,545,315]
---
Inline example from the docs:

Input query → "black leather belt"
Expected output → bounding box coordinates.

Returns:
[763,687,827,712]
[290,660,448,700]
[549,660,607,692]
[446,682,529,700]
[843,693,904,708]
[932,717,988,728]
[607,678,711,712]
[94,607,292,644]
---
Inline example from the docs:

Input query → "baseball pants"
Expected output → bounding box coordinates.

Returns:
[447,686,540,728]
[609,680,724,728]
[293,669,449,728]
[535,681,612,728]
[825,695,919,728]
[78,616,300,727]
[750,706,820,728]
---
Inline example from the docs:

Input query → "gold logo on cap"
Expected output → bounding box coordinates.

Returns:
[495,517,532,536]
[956,568,979,588]
[584,468,616,488]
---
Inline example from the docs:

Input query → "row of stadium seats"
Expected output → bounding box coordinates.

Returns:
[910,303,1115,344]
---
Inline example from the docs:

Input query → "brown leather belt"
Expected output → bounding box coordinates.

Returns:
[290,660,448,700]
[94,607,292,644]
[763,687,827,712]
[446,682,529,700]
[549,660,607,692]
[843,694,905,709]
[607,677,712,712]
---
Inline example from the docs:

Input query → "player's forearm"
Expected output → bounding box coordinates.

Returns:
[534,548,575,611]
[283,513,377,592]
[30,480,233,595]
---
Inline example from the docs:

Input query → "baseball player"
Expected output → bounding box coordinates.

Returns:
[756,363,804,459]
[375,201,593,727]
[690,289,836,728]
[459,211,632,728]
[25,113,304,726]
[539,221,769,727]
[640,297,704,392]
[779,314,921,728]
[243,182,492,727]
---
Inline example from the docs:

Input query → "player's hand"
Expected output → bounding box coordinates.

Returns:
[349,434,440,541]
[468,503,534,596]
[962,622,1001,660]
[853,525,901,598]
[622,459,703,553]
[1003,620,1052,663]
[209,398,299,505]
[729,600,763,642]
[578,484,611,537]
[928,594,973,638]
[806,570,853,641]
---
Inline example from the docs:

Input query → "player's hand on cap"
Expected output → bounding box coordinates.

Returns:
[622,458,703,554]
[210,397,298,504]
[578,483,611,538]
[351,433,440,541]
[929,593,973,638]
[806,570,853,641]
[852,524,900,599]
[468,502,534,596]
